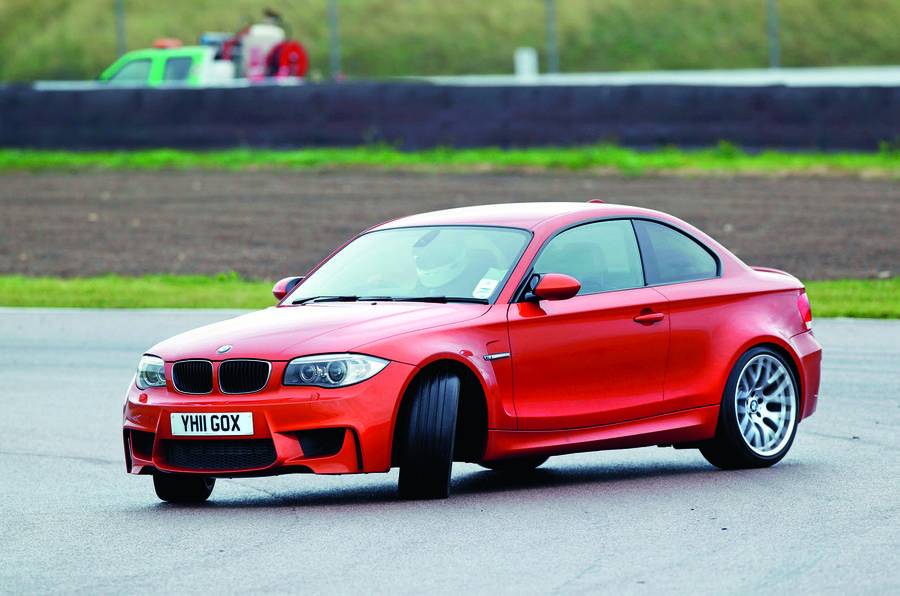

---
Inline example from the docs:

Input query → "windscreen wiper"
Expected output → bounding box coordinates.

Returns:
[292,295,360,305]
[395,296,490,304]
[292,295,399,305]
[294,295,489,305]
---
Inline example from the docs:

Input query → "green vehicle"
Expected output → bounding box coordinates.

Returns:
[99,46,235,86]
[97,21,309,87]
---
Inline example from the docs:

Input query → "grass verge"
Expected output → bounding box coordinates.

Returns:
[4,0,900,82]
[0,274,896,318]
[0,273,270,310]
[1,145,899,177]
[804,278,900,319]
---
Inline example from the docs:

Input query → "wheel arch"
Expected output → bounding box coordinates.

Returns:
[699,340,804,468]
[391,358,488,467]
[728,339,804,415]
[698,338,804,445]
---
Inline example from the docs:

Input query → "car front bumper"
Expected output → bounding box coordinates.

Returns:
[123,361,416,477]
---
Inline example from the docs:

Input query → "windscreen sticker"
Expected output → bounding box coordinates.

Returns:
[473,268,506,299]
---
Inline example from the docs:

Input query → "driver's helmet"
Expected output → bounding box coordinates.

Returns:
[412,230,467,288]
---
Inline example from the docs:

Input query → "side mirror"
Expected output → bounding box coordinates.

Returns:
[532,273,581,301]
[272,276,304,301]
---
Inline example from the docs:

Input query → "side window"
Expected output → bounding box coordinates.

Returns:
[163,57,194,81]
[634,220,719,285]
[107,59,152,83]
[533,219,644,295]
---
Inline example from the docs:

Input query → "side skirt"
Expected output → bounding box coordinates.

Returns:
[482,405,719,461]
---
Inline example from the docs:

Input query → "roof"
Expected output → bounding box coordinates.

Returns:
[375,201,666,232]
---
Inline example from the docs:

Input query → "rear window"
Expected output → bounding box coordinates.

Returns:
[634,220,719,285]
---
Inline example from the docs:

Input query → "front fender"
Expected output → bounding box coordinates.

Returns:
[355,308,516,429]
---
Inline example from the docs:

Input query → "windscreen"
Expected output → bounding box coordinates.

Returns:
[286,226,531,304]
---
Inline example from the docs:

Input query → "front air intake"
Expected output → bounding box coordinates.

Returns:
[164,439,277,471]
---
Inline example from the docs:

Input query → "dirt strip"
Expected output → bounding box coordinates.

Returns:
[1,171,897,280]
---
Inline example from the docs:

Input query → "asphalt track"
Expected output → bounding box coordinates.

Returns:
[1,309,897,595]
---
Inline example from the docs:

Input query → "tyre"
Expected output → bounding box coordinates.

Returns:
[153,472,215,503]
[701,347,799,470]
[398,369,460,499]
[479,456,548,472]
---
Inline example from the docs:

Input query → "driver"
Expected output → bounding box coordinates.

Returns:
[412,230,485,296]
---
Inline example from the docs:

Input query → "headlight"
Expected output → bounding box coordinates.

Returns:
[284,354,389,388]
[136,355,166,390]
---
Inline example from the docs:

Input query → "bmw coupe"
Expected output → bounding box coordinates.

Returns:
[123,202,822,502]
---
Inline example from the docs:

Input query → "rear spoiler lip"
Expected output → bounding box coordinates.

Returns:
[750,265,799,279]
[749,266,805,289]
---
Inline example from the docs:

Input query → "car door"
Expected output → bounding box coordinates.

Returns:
[507,219,670,431]
[105,58,153,84]
[632,219,725,413]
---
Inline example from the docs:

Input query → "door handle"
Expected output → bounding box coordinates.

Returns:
[633,312,665,324]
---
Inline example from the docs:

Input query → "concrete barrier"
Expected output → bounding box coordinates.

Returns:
[1,81,897,150]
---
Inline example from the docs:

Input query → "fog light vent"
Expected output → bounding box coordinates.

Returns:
[296,428,346,458]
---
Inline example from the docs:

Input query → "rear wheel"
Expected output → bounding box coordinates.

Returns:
[398,369,460,499]
[153,472,215,503]
[701,347,799,469]
[479,456,548,472]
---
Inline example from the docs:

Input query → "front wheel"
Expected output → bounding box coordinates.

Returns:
[153,472,215,503]
[398,369,460,499]
[701,347,799,470]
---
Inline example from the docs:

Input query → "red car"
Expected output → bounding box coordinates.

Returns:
[123,202,821,502]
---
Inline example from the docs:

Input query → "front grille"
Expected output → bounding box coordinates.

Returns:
[219,359,271,394]
[164,439,277,471]
[172,360,213,394]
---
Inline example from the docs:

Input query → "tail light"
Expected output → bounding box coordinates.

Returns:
[798,291,813,331]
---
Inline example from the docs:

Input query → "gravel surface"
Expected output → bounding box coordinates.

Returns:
[1,171,897,280]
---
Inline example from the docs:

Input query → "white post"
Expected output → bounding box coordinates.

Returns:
[115,0,127,57]
[328,0,343,80]
[545,0,559,73]
[514,47,540,80]
[767,0,781,69]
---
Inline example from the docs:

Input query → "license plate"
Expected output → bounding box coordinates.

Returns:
[170,413,253,436]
